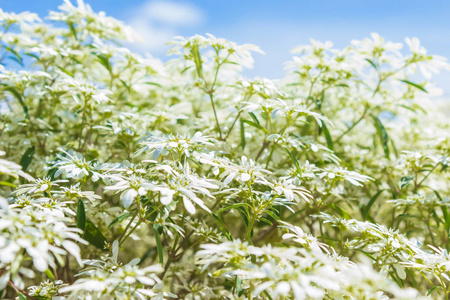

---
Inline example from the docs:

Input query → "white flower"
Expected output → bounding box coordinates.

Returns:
[59,241,166,299]
[135,131,212,159]
[104,174,153,208]
[219,156,271,185]
[50,150,102,181]
[271,179,312,203]
[318,166,372,186]
[0,151,33,181]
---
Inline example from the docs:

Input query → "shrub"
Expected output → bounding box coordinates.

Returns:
[1,1,450,299]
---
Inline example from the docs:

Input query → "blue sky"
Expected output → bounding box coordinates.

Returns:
[2,0,450,91]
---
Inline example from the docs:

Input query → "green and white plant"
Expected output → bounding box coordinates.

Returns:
[1,1,450,299]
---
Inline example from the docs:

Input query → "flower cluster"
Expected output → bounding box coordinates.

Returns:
[1,0,450,299]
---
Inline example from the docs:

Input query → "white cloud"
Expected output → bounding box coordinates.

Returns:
[126,0,204,54]
[140,1,204,26]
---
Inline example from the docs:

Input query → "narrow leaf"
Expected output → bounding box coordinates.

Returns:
[45,269,55,280]
[399,79,428,93]
[0,181,17,188]
[321,123,334,150]
[242,120,269,134]
[211,213,232,240]
[153,225,164,264]
[76,199,86,232]
[216,203,250,215]
[365,58,378,70]
[283,147,301,174]
[362,189,386,219]
[372,115,390,159]
[240,119,246,150]
[427,286,442,296]
[248,112,260,124]
[108,212,131,229]
[96,54,112,74]
[19,146,35,172]
[330,203,351,219]
[83,220,107,249]
[68,22,78,40]
[434,190,450,234]
[4,87,28,118]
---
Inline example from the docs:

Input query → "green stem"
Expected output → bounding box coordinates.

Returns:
[119,221,141,246]
[334,108,368,143]
[415,164,439,191]
[118,213,138,244]
[208,91,223,140]
[246,214,256,242]
[224,111,241,141]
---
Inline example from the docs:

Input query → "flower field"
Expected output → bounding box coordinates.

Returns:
[1,1,450,299]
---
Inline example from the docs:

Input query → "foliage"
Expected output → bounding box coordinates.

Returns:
[1,1,450,299]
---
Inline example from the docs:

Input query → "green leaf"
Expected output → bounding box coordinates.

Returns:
[145,203,159,222]
[399,175,414,189]
[365,58,378,70]
[45,269,55,280]
[56,65,73,76]
[399,80,428,93]
[139,247,157,265]
[235,276,243,296]
[398,104,426,114]
[283,147,301,174]
[96,54,112,74]
[390,139,398,158]
[180,65,193,74]
[434,190,450,234]
[25,52,40,61]
[211,213,232,241]
[153,224,164,264]
[372,115,390,159]
[19,146,35,172]
[216,203,250,215]
[317,236,339,243]
[4,46,23,66]
[388,269,404,288]
[242,120,269,134]
[427,286,442,296]
[432,209,441,226]
[119,79,131,93]
[68,22,78,40]
[3,87,28,118]
[7,55,24,67]
[321,123,334,151]
[248,112,260,124]
[46,167,58,181]
[259,217,273,225]
[263,291,274,300]
[330,203,351,219]
[336,83,350,88]
[0,181,17,188]
[144,81,163,87]
[76,199,86,232]
[18,293,26,300]
[362,189,386,219]
[355,249,376,261]
[83,220,107,249]
[240,119,246,150]
[397,213,419,219]
[265,210,281,221]
[108,212,131,229]
[442,207,450,235]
